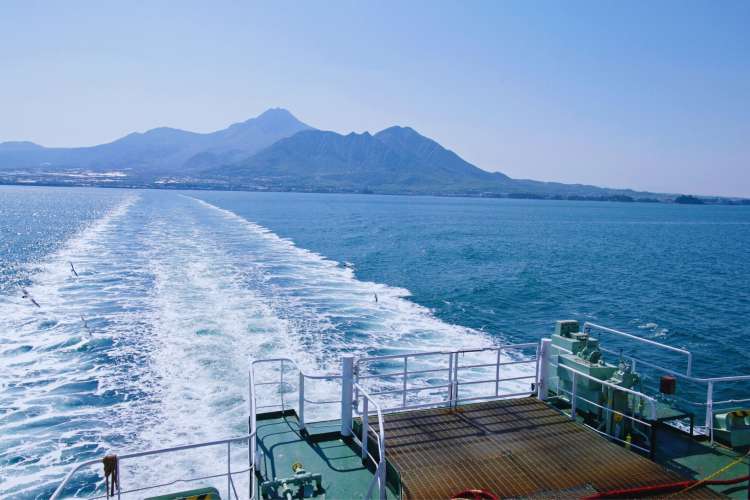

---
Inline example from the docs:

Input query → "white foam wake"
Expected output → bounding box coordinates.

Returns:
[1,191,532,498]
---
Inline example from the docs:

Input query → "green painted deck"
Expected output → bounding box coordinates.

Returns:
[254,412,399,499]
[254,399,750,499]
[655,425,750,498]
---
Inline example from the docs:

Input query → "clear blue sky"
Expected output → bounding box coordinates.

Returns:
[1,1,748,197]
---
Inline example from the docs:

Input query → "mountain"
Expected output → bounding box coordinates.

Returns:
[0,109,727,202]
[0,108,312,178]
[205,127,655,199]
[205,127,512,193]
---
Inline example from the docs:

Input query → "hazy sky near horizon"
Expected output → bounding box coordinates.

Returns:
[1,1,748,197]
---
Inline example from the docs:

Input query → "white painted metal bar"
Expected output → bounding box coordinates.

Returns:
[354,383,387,500]
[495,348,502,396]
[362,396,369,460]
[584,322,693,375]
[50,434,255,500]
[706,381,714,445]
[298,372,305,430]
[341,355,354,437]
[402,357,408,408]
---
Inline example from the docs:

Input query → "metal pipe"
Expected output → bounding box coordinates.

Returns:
[402,357,408,408]
[448,352,454,407]
[362,397,369,460]
[298,372,305,430]
[706,381,714,446]
[341,355,354,437]
[538,338,551,401]
[116,456,121,500]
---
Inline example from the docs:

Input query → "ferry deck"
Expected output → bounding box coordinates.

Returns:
[51,320,750,499]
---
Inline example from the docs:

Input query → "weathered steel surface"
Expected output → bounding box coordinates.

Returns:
[378,398,720,499]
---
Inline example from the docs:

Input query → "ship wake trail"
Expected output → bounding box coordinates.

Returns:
[0,191,531,499]
[0,194,152,499]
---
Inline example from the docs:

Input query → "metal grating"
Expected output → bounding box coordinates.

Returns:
[377,398,720,499]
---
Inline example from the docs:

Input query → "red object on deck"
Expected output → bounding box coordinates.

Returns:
[451,489,500,500]
[583,475,750,498]
[660,375,677,394]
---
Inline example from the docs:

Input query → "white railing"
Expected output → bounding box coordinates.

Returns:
[584,322,693,376]
[49,434,254,500]
[249,357,343,431]
[354,343,540,413]
[558,324,750,445]
[354,384,387,500]
[249,357,388,500]
[551,361,658,454]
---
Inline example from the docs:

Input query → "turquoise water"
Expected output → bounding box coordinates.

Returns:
[1,186,749,498]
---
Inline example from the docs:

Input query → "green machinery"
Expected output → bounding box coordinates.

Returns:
[549,320,648,441]
[260,462,324,499]
[714,410,750,448]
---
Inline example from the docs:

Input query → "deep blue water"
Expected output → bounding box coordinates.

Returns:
[1,186,749,498]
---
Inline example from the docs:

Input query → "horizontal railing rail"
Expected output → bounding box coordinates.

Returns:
[354,383,387,500]
[584,322,693,376]
[550,327,750,445]
[548,360,657,454]
[355,342,540,413]
[49,434,254,500]
[249,357,342,431]
[250,358,388,500]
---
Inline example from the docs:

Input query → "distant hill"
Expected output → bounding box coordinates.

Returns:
[0,108,312,178]
[207,127,511,193]
[0,108,740,203]
[205,126,663,199]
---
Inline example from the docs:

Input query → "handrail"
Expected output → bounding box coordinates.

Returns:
[49,434,254,500]
[549,340,750,385]
[556,362,658,420]
[249,357,343,431]
[354,383,387,500]
[584,322,693,376]
[355,342,540,413]
[553,324,750,446]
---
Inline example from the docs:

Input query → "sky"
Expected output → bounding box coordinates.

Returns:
[1,1,748,197]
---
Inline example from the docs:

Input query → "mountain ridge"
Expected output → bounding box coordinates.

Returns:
[0,108,313,176]
[0,108,739,203]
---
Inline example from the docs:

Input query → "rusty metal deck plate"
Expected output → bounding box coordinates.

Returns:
[378,398,718,499]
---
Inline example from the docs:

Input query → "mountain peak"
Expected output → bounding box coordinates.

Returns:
[228,108,313,134]
[377,125,418,135]
[256,107,296,120]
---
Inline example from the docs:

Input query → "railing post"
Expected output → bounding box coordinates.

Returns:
[452,352,459,407]
[341,355,354,437]
[362,397,369,460]
[227,441,231,500]
[538,339,551,401]
[570,372,577,420]
[116,457,122,500]
[447,352,454,407]
[249,433,254,500]
[402,357,408,408]
[706,381,714,445]
[298,372,305,430]
[354,363,360,414]
[379,432,387,500]
[495,348,502,397]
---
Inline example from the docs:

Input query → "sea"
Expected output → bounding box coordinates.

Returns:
[1,185,749,498]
